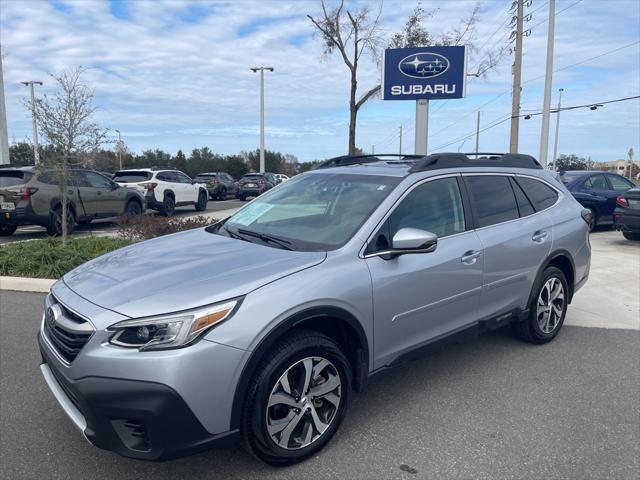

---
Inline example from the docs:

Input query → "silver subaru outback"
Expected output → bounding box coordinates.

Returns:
[38,153,591,465]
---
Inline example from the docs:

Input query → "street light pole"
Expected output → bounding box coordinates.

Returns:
[551,88,564,172]
[0,44,9,165]
[538,0,556,168]
[115,129,122,170]
[250,66,274,173]
[20,80,43,164]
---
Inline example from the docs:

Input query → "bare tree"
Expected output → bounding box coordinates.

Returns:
[34,67,106,245]
[309,2,498,155]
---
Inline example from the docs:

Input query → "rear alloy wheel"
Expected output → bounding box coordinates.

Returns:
[47,206,75,236]
[513,266,568,344]
[124,200,142,217]
[195,191,207,211]
[160,195,175,216]
[0,224,17,236]
[242,330,351,465]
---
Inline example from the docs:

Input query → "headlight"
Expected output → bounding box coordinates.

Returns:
[108,298,240,351]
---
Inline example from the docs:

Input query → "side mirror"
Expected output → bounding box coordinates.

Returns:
[111,182,120,190]
[392,228,438,251]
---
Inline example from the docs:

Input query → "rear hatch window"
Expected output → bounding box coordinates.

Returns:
[113,171,152,183]
[0,170,32,187]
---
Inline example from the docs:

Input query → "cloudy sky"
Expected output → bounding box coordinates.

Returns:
[1,0,639,162]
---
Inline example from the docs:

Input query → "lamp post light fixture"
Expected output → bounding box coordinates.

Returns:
[20,80,43,164]
[250,66,274,173]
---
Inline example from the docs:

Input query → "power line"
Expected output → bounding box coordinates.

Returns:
[529,0,583,31]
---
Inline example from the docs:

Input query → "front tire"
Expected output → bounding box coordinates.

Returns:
[512,266,568,344]
[241,330,351,466]
[195,191,207,211]
[0,224,17,236]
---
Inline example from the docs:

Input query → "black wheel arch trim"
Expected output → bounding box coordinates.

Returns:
[526,249,576,309]
[229,306,369,431]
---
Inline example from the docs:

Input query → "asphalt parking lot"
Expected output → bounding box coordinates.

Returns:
[0,198,246,244]
[0,231,638,480]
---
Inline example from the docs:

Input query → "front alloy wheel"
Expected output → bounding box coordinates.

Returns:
[266,357,342,450]
[241,330,351,465]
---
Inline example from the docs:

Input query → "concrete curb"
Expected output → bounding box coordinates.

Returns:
[0,276,56,293]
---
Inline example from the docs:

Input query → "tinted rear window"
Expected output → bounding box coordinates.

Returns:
[113,171,152,182]
[466,176,519,228]
[0,171,32,187]
[516,177,559,211]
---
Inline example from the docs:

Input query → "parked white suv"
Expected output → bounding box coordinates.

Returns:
[113,168,208,216]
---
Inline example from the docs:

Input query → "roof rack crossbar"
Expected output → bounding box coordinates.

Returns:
[408,152,542,172]
[316,154,425,169]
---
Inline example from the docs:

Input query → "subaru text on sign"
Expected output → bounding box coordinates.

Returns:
[382,46,467,100]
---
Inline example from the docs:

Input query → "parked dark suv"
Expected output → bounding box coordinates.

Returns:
[0,167,145,236]
[193,172,235,200]
[235,172,277,200]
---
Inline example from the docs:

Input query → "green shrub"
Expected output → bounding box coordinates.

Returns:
[0,236,132,279]
[117,214,214,241]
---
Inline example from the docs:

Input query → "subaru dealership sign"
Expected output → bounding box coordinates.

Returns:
[382,46,467,100]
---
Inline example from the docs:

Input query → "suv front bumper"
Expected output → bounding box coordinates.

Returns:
[38,332,239,460]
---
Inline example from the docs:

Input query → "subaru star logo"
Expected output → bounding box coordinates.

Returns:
[46,304,62,327]
[398,52,450,79]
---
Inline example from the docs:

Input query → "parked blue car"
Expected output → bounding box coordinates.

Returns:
[559,171,635,230]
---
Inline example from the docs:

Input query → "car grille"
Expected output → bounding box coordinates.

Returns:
[43,296,94,364]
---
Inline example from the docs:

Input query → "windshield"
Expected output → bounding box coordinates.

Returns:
[218,172,400,251]
[113,171,152,182]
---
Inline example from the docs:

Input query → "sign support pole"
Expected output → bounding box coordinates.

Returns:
[414,99,429,155]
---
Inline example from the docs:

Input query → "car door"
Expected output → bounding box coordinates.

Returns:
[364,176,483,369]
[83,171,123,216]
[581,174,616,220]
[70,171,98,218]
[175,171,197,203]
[464,174,554,321]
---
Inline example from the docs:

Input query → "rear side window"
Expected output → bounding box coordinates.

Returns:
[0,171,32,187]
[465,176,519,228]
[156,171,177,182]
[516,177,559,211]
[606,174,634,192]
[509,178,535,217]
[584,174,607,190]
[113,171,152,182]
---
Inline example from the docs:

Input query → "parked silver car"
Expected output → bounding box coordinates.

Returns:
[38,153,591,465]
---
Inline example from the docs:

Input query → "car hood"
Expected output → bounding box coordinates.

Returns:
[63,228,326,319]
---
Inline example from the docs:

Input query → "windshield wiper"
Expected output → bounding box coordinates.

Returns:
[236,228,296,251]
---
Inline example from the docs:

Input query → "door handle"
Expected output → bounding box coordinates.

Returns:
[461,250,481,265]
[96,191,102,196]
[532,230,548,243]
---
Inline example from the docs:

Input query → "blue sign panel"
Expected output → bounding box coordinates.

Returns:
[382,46,467,100]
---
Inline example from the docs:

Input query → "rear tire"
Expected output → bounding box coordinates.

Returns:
[622,231,640,241]
[241,330,351,466]
[512,266,568,344]
[159,195,175,216]
[47,206,75,236]
[0,224,17,236]
[195,191,207,211]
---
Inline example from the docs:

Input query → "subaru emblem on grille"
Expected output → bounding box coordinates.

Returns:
[46,304,62,327]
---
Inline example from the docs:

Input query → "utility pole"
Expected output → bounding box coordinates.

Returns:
[20,80,43,164]
[551,88,564,171]
[399,125,403,156]
[371,144,375,155]
[115,129,122,170]
[475,111,481,154]
[509,0,524,153]
[0,44,9,165]
[539,0,556,168]
[628,148,635,179]
[250,66,274,173]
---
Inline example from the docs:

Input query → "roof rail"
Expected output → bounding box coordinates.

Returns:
[408,152,542,172]
[316,154,425,169]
